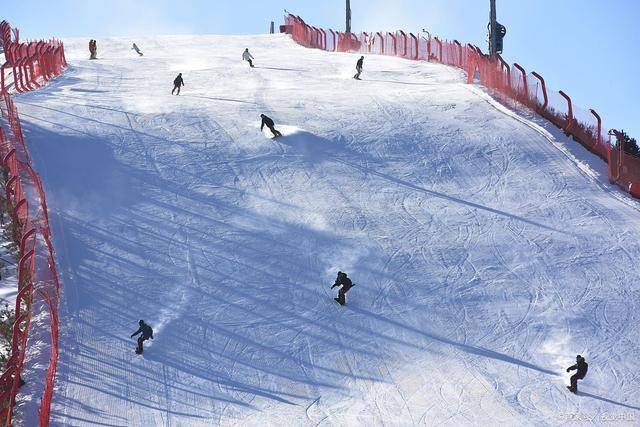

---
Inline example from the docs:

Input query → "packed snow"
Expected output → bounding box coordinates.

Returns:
[12,33,640,425]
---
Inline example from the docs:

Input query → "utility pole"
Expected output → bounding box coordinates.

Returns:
[488,0,506,56]
[489,0,497,56]
[346,0,352,33]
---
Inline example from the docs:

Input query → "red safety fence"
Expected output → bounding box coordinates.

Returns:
[281,14,638,199]
[0,20,63,427]
[0,20,67,94]
[0,91,61,427]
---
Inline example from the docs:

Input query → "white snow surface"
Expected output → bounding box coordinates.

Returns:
[13,33,640,426]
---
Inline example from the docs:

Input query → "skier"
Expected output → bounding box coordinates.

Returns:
[566,354,588,393]
[242,48,255,68]
[260,114,282,138]
[130,320,154,354]
[132,43,143,56]
[88,40,96,59]
[331,271,354,305]
[353,56,364,80]
[172,73,184,95]
[90,40,97,59]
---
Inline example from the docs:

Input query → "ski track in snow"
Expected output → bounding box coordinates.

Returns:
[11,34,640,426]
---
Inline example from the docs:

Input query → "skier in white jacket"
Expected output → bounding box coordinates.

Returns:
[242,48,255,68]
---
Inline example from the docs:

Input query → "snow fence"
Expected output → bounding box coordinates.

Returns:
[0,20,67,94]
[282,14,638,200]
[0,20,64,427]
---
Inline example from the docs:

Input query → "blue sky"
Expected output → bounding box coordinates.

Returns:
[3,0,639,138]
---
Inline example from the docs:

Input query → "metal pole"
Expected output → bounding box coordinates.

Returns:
[270,21,275,34]
[489,0,497,56]
[346,0,352,33]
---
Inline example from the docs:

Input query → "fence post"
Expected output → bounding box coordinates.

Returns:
[12,62,23,93]
[308,26,315,47]
[17,250,34,285]
[399,31,407,56]
[26,61,40,90]
[608,131,621,183]
[362,32,370,53]
[19,227,36,259]
[410,33,418,59]
[0,63,8,92]
[513,63,527,101]
[465,43,478,83]
[376,32,384,55]
[531,71,548,111]
[453,40,462,68]
[558,90,575,134]
[12,197,27,221]
[589,109,602,149]
[606,134,614,183]
[328,29,336,51]
[433,37,443,62]
[497,54,511,92]
[387,32,397,56]
[425,36,431,61]
[319,28,327,50]
[5,176,17,206]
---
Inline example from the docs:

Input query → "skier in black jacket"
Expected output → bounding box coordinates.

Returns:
[172,73,184,95]
[353,56,364,80]
[566,355,588,393]
[260,114,282,138]
[331,271,353,305]
[131,320,154,354]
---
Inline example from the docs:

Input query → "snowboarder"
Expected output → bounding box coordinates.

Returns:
[331,271,354,305]
[131,320,153,354]
[566,354,588,393]
[172,73,184,95]
[242,48,255,68]
[132,43,143,56]
[353,56,364,80]
[260,114,282,138]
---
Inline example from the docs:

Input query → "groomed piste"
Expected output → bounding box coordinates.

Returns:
[11,32,640,425]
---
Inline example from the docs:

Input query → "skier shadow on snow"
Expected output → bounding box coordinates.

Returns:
[577,392,640,411]
[364,78,436,87]
[272,130,351,165]
[346,305,558,376]
[277,130,568,235]
[69,87,110,94]
[254,66,307,72]
[181,94,258,105]
[332,157,571,235]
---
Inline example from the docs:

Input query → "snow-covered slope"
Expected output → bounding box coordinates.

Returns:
[15,33,640,426]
